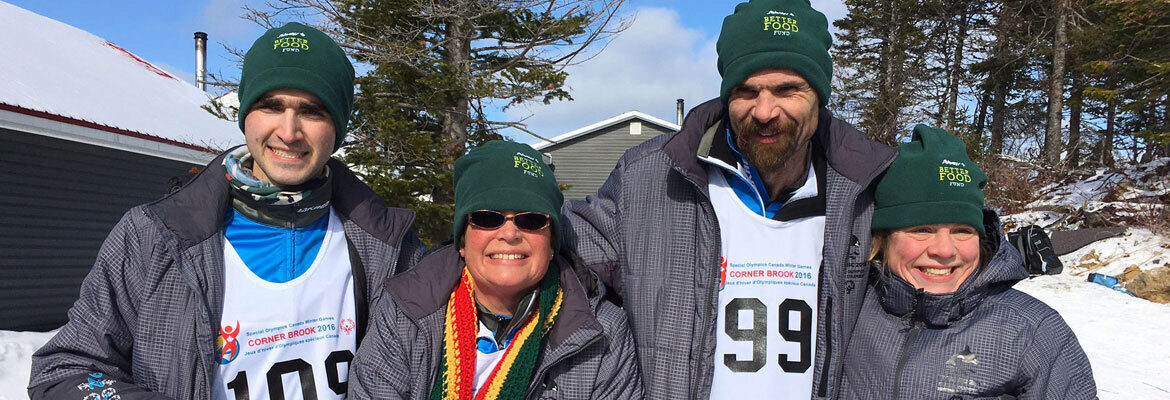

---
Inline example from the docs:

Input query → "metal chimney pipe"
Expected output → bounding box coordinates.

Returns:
[194,32,208,91]
[676,99,685,126]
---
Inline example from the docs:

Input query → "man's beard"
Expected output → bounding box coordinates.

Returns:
[732,117,804,171]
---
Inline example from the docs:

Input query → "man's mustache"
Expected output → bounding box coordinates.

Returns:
[738,117,797,138]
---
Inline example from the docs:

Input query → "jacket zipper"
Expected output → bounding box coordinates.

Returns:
[523,334,602,399]
[676,165,723,398]
[892,290,926,400]
[816,296,833,397]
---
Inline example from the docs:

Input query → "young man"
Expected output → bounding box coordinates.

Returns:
[562,0,897,398]
[29,23,423,400]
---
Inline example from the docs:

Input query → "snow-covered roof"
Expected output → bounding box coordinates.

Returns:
[0,1,240,163]
[531,110,680,150]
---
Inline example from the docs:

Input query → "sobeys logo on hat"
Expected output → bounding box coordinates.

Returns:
[939,159,972,187]
[273,31,310,53]
[763,10,799,36]
[513,152,545,178]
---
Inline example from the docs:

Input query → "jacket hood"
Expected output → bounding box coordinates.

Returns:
[384,245,605,348]
[873,208,1030,327]
[143,145,415,249]
[662,98,896,189]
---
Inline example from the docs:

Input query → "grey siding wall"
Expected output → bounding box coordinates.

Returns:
[0,127,200,331]
[542,120,674,200]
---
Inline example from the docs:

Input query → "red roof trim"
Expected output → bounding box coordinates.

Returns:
[103,42,177,80]
[0,102,217,154]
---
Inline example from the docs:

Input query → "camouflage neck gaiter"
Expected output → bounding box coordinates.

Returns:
[223,147,332,228]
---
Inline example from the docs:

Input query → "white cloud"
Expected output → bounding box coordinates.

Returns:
[504,7,720,143]
[816,1,848,27]
[199,0,257,40]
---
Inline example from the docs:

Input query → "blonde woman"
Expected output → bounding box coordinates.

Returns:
[840,125,1096,399]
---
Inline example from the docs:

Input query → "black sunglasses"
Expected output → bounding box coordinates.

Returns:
[467,210,550,231]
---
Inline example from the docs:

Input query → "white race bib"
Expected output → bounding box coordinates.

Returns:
[708,168,824,400]
[213,210,358,400]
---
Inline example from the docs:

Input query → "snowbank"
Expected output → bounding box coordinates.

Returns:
[1028,158,1169,213]
[0,330,53,399]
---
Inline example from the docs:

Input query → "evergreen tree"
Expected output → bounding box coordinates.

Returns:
[1078,0,1170,162]
[833,0,931,145]
[829,0,1168,170]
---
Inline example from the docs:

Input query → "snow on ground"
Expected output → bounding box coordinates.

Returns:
[1009,223,1170,399]
[1058,228,1170,276]
[0,330,54,400]
[1029,158,1169,213]
[1018,274,1170,399]
[1001,210,1064,230]
[1002,159,1170,398]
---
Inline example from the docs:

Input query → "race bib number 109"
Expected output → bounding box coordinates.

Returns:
[224,350,353,400]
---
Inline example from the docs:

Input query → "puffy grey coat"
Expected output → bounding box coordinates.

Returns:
[562,98,896,399]
[840,210,1096,399]
[28,151,424,400]
[348,245,643,399]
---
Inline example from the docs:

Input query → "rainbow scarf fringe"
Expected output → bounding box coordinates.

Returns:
[430,264,563,400]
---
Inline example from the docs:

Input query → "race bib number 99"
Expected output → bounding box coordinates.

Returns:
[722,298,812,373]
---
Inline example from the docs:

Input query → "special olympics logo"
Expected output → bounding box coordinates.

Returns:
[719,257,728,291]
[340,318,356,335]
[217,321,243,365]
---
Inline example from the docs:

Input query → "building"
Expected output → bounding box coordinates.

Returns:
[533,111,680,200]
[0,1,239,330]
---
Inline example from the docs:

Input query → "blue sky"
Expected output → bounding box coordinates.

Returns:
[7,0,846,142]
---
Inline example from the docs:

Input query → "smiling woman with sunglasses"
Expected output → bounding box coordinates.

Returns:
[349,140,643,399]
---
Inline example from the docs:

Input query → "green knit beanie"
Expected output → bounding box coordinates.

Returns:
[717,0,833,106]
[237,22,355,152]
[872,125,988,235]
[453,141,564,251]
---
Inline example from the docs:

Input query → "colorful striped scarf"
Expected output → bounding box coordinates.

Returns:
[430,263,563,400]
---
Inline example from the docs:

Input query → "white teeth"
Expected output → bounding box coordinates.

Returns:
[271,148,303,158]
[490,254,526,260]
[923,267,952,276]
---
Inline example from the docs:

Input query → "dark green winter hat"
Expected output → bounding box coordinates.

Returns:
[717,0,833,106]
[872,125,988,235]
[453,140,564,251]
[237,22,355,152]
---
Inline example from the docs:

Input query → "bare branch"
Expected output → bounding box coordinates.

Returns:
[482,119,558,144]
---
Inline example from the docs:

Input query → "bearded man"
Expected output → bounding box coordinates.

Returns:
[562,0,897,398]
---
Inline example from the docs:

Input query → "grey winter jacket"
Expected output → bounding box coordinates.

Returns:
[840,210,1096,399]
[562,98,897,399]
[348,245,643,399]
[28,150,424,400]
